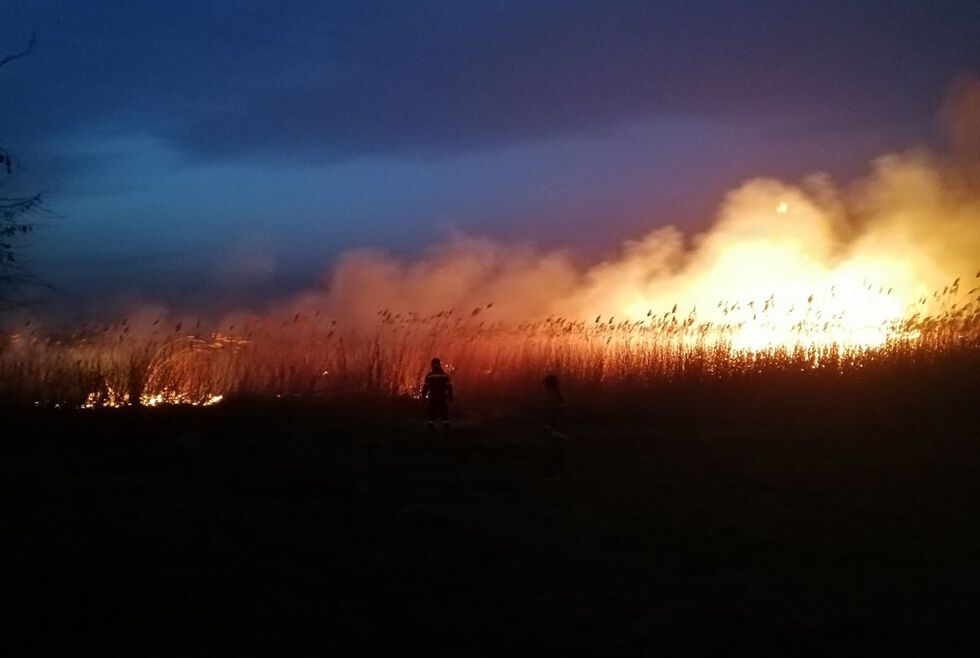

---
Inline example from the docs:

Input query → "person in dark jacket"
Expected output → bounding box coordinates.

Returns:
[421,358,454,435]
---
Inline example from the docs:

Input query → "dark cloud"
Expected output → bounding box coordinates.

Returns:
[2,0,980,309]
[3,0,979,165]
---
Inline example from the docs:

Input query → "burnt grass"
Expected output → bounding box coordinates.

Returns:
[5,386,980,656]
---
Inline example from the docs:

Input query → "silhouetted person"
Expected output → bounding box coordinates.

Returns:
[421,357,454,435]
[542,374,569,478]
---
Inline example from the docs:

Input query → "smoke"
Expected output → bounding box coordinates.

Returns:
[29,77,980,338]
[943,75,980,182]
[6,79,980,408]
[277,78,980,334]
[295,236,580,325]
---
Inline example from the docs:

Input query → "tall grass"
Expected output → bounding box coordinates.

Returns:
[1,282,978,414]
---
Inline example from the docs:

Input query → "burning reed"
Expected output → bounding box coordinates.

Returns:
[1,278,978,414]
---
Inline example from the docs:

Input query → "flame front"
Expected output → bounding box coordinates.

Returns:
[573,160,979,351]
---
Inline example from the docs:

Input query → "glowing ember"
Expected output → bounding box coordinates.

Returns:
[139,392,224,408]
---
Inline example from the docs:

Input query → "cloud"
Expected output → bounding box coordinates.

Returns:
[4,1,980,316]
[4,0,979,168]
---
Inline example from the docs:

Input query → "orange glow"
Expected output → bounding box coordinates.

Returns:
[572,166,978,352]
[2,150,978,408]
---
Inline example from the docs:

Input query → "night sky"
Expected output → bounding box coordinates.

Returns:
[1,1,978,312]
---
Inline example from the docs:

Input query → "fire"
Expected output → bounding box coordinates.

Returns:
[82,386,129,409]
[140,392,224,407]
[82,388,224,409]
[575,163,978,352]
[3,129,979,408]
[618,247,914,351]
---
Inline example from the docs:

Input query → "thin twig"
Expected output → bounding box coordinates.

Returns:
[0,31,37,69]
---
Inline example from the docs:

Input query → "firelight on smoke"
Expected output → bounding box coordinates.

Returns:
[567,155,979,352]
[3,80,979,408]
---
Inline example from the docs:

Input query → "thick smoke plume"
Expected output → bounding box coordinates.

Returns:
[4,80,980,407]
[14,79,980,341]
[278,78,980,336]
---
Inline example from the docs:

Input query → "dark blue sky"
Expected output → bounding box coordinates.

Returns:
[1,0,978,311]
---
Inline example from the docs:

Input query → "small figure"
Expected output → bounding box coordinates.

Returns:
[421,357,454,435]
[542,374,570,478]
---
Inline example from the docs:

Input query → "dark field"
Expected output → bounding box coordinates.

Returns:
[6,397,980,656]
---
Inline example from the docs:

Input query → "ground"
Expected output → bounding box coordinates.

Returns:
[5,399,980,656]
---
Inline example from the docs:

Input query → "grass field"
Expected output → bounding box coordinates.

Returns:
[2,278,979,409]
[7,395,980,656]
[4,281,979,654]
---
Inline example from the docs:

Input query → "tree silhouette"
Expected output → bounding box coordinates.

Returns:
[1,31,49,310]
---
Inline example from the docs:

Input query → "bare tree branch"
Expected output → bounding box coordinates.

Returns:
[0,30,37,69]
[0,193,44,211]
[1,30,52,312]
